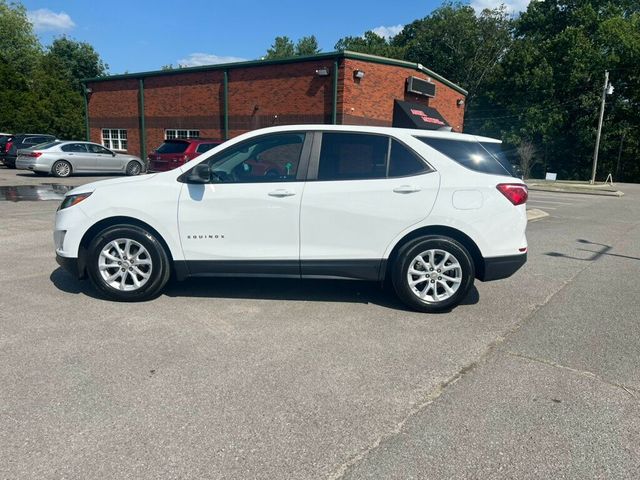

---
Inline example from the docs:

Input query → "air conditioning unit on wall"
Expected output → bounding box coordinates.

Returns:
[406,76,436,98]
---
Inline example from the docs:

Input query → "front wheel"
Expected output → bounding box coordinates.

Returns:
[125,160,142,176]
[392,236,475,313]
[86,225,171,301]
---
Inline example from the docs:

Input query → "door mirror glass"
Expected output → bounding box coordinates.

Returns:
[185,163,210,184]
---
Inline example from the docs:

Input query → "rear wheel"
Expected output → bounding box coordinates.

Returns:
[125,161,142,176]
[392,235,474,313]
[86,225,170,301]
[52,160,72,177]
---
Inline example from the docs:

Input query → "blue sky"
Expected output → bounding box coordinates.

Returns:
[22,0,527,75]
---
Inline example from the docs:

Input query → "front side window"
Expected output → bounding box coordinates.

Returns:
[417,137,513,176]
[102,129,127,151]
[204,133,305,183]
[165,129,200,140]
[87,143,112,155]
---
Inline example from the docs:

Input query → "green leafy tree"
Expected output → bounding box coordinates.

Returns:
[392,2,513,106]
[265,36,295,59]
[47,37,108,90]
[470,0,640,181]
[334,31,405,59]
[295,35,321,56]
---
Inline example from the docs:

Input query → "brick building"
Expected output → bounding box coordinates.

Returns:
[82,51,467,159]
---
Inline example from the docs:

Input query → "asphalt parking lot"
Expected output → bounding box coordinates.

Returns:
[1,168,639,479]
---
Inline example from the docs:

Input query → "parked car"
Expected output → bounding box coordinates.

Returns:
[16,141,146,177]
[147,138,221,172]
[54,125,528,312]
[0,133,12,164]
[1,133,56,168]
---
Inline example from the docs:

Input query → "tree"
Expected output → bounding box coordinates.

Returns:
[0,1,108,139]
[265,36,295,59]
[470,0,640,181]
[517,140,537,179]
[334,31,405,59]
[47,37,108,90]
[392,2,513,106]
[295,35,321,56]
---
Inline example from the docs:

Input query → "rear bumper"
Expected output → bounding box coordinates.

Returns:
[479,253,527,281]
[56,254,85,279]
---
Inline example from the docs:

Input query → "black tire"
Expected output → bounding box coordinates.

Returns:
[392,235,475,313]
[52,160,72,177]
[125,160,142,176]
[86,225,171,302]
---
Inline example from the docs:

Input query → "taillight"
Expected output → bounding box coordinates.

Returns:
[6,141,13,152]
[28,151,43,158]
[496,183,528,206]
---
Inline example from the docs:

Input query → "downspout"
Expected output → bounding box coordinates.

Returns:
[332,59,339,124]
[223,70,229,140]
[138,78,146,161]
[82,83,90,141]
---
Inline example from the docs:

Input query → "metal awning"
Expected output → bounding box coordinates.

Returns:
[392,100,450,130]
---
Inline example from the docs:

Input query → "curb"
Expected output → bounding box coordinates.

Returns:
[527,208,549,222]
[527,186,624,197]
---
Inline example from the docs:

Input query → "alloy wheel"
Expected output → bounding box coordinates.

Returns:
[406,248,463,303]
[98,238,153,291]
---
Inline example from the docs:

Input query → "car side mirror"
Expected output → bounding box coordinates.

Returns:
[185,163,210,184]
[112,151,116,157]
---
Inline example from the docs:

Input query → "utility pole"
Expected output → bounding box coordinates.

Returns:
[590,70,611,184]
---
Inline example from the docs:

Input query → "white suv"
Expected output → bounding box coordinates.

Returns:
[54,125,528,312]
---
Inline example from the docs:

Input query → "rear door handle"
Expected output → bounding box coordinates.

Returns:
[268,189,296,198]
[393,185,422,194]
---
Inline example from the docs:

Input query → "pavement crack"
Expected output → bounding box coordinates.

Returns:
[327,361,480,480]
[503,350,639,398]
[329,222,640,479]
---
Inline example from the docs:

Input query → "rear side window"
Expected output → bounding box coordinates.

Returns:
[196,143,218,154]
[417,137,513,176]
[389,140,430,177]
[61,143,88,153]
[317,133,431,181]
[318,133,387,181]
[156,141,189,154]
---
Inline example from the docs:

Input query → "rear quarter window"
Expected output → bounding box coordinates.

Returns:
[417,137,514,176]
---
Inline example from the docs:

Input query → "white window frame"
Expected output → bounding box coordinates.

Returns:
[101,129,128,151]
[165,129,200,140]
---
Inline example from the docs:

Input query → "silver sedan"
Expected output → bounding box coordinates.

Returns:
[15,141,146,177]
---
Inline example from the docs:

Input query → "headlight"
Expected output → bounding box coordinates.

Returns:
[58,192,92,210]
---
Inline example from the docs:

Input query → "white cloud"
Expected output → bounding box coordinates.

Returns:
[177,53,247,67]
[27,9,75,31]
[470,0,531,14]
[371,24,404,39]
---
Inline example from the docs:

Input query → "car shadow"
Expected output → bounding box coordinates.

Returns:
[50,267,480,312]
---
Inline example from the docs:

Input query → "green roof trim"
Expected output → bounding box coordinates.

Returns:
[82,50,467,96]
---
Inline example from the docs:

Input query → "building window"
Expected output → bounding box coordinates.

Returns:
[165,129,200,140]
[102,129,128,151]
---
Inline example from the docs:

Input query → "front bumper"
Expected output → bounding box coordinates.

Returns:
[479,253,527,281]
[56,254,85,279]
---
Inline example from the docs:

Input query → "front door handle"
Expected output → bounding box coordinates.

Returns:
[393,185,421,194]
[268,189,296,198]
